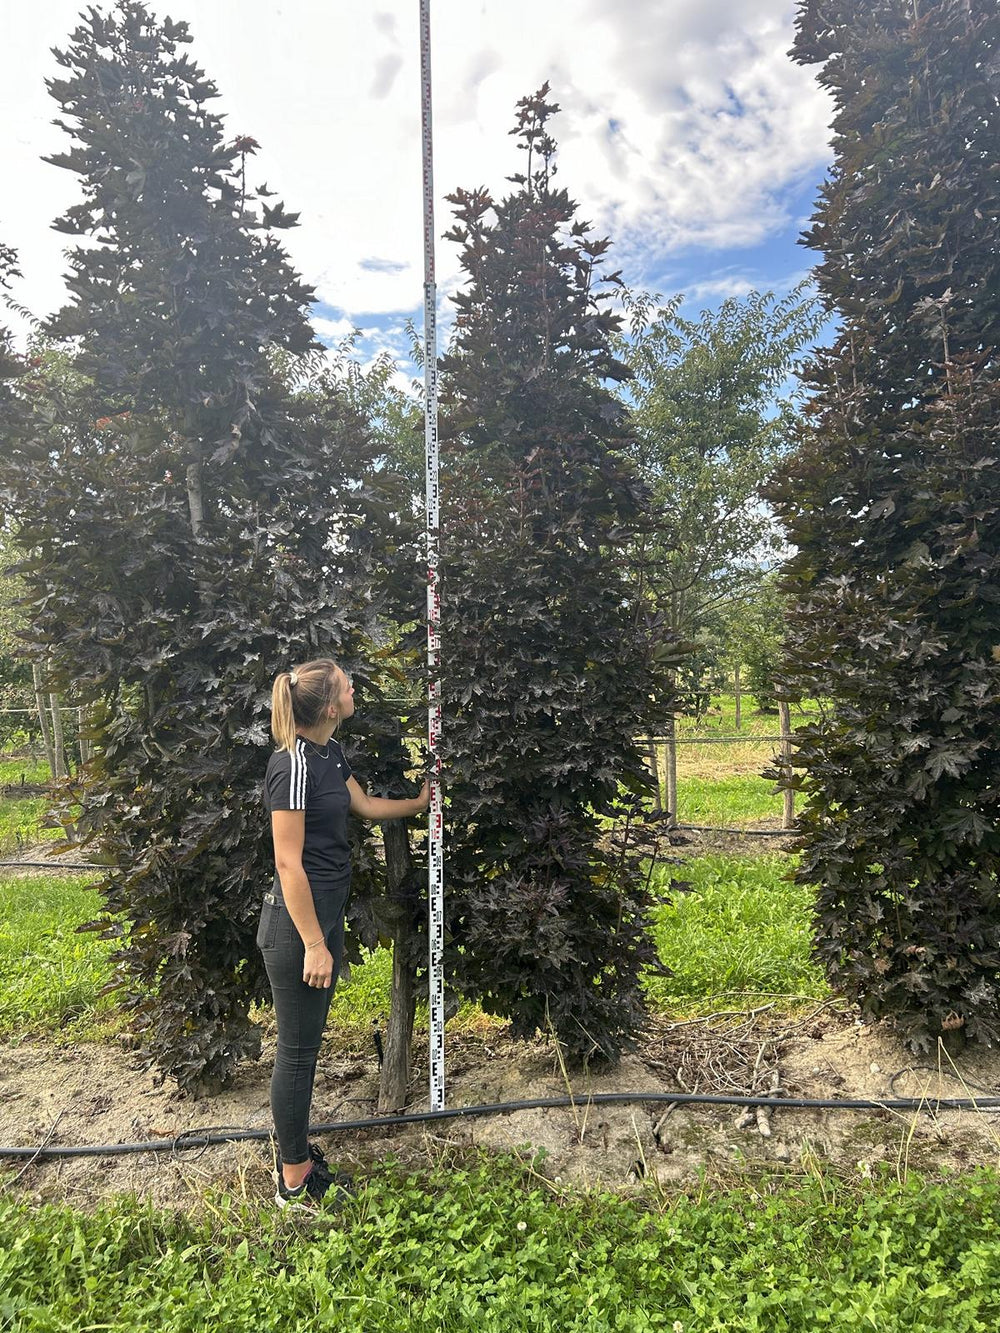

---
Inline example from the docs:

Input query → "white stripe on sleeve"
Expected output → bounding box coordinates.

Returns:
[290,739,307,810]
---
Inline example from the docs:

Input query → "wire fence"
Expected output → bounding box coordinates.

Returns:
[2,705,801,840]
[642,700,798,835]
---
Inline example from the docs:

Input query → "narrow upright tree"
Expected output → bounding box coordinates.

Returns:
[438,88,674,1064]
[0,3,414,1091]
[771,0,1000,1051]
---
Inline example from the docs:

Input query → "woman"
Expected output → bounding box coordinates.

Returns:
[260,657,429,1209]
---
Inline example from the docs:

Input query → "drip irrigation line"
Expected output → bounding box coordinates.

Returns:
[673,825,795,837]
[0,861,103,870]
[3,1088,1000,1161]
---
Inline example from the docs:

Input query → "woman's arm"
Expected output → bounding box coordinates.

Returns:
[271,809,333,988]
[347,776,430,821]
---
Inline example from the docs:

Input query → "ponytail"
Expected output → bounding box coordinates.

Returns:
[270,659,343,751]
[270,673,298,752]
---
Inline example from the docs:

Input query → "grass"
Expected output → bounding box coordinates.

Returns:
[674,773,783,828]
[643,691,816,827]
[0,796,59,854]
[0,755,50,786]
[2,1154,999,1331]
[0,873,121,1041]
[0,854,823,1041]
[643,854,826,1013]
[0,751,59,851]
[675,693,824,738]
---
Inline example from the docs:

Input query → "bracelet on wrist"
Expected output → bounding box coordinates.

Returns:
[305,937,325,950]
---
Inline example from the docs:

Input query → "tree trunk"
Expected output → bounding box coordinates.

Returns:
[378,818,418,1113]
[77,706,92,766]
[49,692,67,779]
[32,662,57,781]
[778,701,795,830]
[734,663,742,731]
[185,455,204,537]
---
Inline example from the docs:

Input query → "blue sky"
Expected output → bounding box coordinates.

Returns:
[2,1,835,384]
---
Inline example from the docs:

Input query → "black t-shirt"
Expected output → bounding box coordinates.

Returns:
[264,737,353,889]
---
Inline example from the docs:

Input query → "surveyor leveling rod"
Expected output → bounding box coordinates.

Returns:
[420,0,445,1113]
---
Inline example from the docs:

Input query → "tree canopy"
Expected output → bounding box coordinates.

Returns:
[0,2,418,1092]
[437,87,676,1063]
[771,0,1000,1052]
[617,284,824,705]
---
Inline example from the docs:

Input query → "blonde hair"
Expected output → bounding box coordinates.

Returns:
[270,658,345,751]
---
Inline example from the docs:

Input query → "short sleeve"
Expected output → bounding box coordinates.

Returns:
[266,745,310,811]
[333,740,352,781]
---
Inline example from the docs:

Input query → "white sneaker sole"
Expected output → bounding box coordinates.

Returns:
[274,1185,321,1211]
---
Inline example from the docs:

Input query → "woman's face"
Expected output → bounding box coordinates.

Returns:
[336,668,355,721]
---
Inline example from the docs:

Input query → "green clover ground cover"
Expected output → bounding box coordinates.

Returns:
[2,1157,999,1332]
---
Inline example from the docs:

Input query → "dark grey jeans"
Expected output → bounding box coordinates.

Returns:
[257,881,350,1164]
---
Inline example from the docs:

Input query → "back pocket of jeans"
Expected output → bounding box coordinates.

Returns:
[256,903,280,950]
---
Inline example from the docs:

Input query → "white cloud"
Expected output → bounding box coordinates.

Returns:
[0,1,834,337]
[683,266,816,306]
[311,314,357,343]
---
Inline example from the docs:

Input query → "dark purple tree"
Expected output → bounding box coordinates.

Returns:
[771,0,1000,1052]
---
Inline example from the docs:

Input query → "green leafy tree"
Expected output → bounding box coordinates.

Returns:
[718,571,788,715]
[437,87,676,1064]
[0,3,416,1092]
[0,248,35,745]
[770,0,1000,1052]
[618,286,824,667]
[0,525,34,747]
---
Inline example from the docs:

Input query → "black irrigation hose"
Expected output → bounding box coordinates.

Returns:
[674,825,795,838]
[4,1089,1000,1161]
[0,861,103,870]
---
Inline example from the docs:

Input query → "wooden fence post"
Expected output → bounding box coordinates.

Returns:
[647,738,662,814]
[665,713,678,829]
[49,691,67,779]
[778,701,795,830]
[31,662,57,781]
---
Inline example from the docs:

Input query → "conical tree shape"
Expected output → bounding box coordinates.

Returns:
[0,3,412,1092]
[438,88,673,1064]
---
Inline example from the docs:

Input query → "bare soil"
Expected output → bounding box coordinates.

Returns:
[3,1003,999,1212]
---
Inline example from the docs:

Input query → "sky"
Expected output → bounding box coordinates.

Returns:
[1,0,835,382]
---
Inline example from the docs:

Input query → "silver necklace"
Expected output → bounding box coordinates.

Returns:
[300,738,331,759]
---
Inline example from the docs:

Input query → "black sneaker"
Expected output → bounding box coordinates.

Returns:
[306,1142,355,1196]
[273,1143,354,1211]
[274,1162,330,1211]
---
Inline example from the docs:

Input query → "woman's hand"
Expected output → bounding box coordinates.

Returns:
[417,778,431,810]
[303,940,334,989]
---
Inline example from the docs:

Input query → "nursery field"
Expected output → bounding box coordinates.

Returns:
[2,714,1000,1332]
[666,696,821,829]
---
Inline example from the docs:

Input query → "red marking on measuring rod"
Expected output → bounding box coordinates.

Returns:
[420,0,445,1113]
